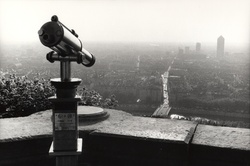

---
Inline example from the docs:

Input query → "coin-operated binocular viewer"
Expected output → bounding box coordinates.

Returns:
[38,15,95,166]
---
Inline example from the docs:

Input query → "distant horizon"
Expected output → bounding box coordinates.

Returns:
[0,39,249,57]
[1,32,249,49]
[1,37,249,46]
[1,39,249,51]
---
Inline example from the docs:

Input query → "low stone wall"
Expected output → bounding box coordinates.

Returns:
[0,107,249,166]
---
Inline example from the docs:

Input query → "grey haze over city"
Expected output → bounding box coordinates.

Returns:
[0,0,249,127]
[0,0,249,45]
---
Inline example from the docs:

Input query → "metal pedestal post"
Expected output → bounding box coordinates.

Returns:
[49,78,82,166]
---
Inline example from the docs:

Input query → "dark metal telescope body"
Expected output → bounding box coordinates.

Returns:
[38,15,95,81]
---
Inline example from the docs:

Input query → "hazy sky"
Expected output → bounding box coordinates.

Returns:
[0,0,249,45]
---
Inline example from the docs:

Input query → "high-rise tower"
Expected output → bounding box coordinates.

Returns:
[185,46,190,54]
[136,55,140,71]
[196,42,201,53]
[217,36,225,57]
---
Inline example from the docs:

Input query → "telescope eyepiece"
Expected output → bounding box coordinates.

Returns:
[38,21,62,47]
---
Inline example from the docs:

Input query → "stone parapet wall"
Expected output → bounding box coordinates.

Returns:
[0,107,249,166]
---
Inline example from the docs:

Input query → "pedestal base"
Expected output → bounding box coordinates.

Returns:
[49,138,82,156]
[78,106,109,123]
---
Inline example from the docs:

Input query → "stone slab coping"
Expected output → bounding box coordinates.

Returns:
[0,109,53,142]
[192,124,250,151]
[1,106,250,152]
[0,106,195,144]
[90,116,197,143]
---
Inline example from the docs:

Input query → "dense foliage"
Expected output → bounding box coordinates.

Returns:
[0,74,55,118]
[0,74,118,118]
[78,87,118,109]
